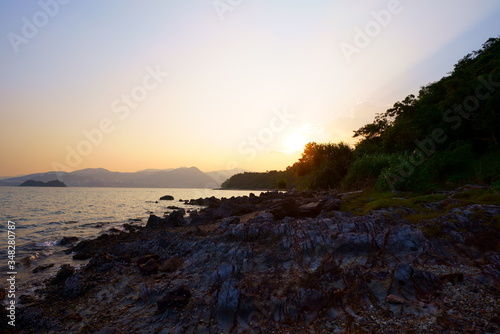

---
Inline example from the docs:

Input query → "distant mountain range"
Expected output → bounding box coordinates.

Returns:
[0,167,247,188]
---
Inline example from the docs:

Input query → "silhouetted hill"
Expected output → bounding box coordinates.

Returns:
[20,179,66,187]
[0,167,243,188]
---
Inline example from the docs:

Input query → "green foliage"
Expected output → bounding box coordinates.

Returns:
[342,153,399,189]
[292,142,353,190]
[224,37,500,192]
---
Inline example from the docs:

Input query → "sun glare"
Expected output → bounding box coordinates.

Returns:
[285,131,307,153]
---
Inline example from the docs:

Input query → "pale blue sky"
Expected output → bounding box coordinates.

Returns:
[1,0,499,176]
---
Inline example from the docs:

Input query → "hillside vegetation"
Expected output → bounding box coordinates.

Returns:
[223,37,500,192]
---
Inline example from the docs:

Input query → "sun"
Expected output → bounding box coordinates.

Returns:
[285,131,307,153]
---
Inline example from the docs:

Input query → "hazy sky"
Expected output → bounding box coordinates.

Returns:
[1,0,499,176]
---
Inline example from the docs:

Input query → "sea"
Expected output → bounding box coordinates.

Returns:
[0,187,261,294]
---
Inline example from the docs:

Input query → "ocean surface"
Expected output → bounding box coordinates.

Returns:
[0,187,261,293]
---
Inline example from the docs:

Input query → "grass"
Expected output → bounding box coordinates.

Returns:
[340,187,500,237]
[340,188,448,216]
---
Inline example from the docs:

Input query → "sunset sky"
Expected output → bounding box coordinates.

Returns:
[1,0,499,177]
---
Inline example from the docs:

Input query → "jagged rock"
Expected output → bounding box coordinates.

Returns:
[146,210,185,229]
[50,264,75,285]
[220,216,240,229]
[145,214,167,229]
[157,285,191,312]
[16,191,500,333]
[216,279,240,330]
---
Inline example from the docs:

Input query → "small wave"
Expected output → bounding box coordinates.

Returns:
[36,240,58,247]
[62,220,78,224]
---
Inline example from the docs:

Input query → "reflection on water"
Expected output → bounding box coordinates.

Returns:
[0,187,261,290]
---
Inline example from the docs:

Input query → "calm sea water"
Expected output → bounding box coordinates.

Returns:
[0,187,260,292]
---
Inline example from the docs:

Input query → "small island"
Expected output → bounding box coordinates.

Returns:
[19,179,67,187]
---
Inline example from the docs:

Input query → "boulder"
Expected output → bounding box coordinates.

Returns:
[137,255,159,275]
[159,195,174,201]
[146,210,186,229]
[59,236,79,246]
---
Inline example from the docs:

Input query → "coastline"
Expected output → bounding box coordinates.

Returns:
[6,189,500,333]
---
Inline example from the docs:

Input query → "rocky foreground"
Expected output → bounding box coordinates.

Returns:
[9,190,500,333]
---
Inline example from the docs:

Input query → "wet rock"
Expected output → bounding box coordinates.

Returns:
[146,209,186,228]
[73,252,93,260]
[166,209,186,226]
[157,285,191,312]
[59,236,79,245]
[50,264,75,285]
[32,263,55,273]
[159,195,174,200]
[145,214,167,229]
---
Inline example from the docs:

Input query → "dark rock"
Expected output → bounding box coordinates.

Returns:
[94,327,120,334]
[61,272,89,298]
[270,198,299,219]
[220,216,240,229]
[390,264,442,301]
[19,294,37,304]
[73,252,93,260]
[145,214,166,229]
[157,285,191,312]
[159,195,174,200]
[297,201,324,217]
[137,255,159,275]
[146,210,186,229]
[32,263,55,273]
[50,264,75,285]
[439,273,464,285]
[166,209,186,227]
[215,279,240,330]
[59,236,79,245]
[159,257,182,272]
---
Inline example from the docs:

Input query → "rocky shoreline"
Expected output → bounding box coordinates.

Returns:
[5,190,500,333]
